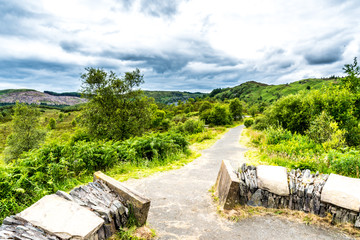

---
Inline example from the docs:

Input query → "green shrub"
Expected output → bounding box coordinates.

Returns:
[252,115,268,130]
[198,101,212,114]
[265,126,293,145]
[244,118,254,128]
[200,105,232,126]
[176,119,205,135]
[71,119,77,127]
[48,118,56,129]
[328,150,360,178]
[306,111,346,151]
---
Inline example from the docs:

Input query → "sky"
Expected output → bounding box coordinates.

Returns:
[0,0,360,93]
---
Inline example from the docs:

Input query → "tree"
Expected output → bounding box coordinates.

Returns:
[5,103,45,161]
[199,101,212,114]
[200,104,232,125]
[80,68,154,140]
[229,98,243,120]
[249,105,258,118]
[306,111,346,150]
[342,57,360,93]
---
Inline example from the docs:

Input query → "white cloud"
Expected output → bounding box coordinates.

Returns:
[0,0,360,91]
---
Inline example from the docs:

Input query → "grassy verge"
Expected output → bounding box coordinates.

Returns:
[241,127,360,178]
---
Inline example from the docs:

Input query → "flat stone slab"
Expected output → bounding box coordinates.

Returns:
[17,194,104,239]
[321,173,360,212]
[256,165,289,196]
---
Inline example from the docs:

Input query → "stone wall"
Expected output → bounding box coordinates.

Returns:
[0,172,150,240]
[215,160,360,229]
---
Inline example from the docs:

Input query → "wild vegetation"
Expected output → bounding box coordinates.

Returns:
[1,58,359,234]
[245,58,360,178]
[0,68,244,224]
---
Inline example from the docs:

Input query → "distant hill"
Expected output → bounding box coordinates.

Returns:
[210,78,339,105]
[0,90,87,106]
[0,78,339,107]
[143,91,205,104]
[0,89,205,106]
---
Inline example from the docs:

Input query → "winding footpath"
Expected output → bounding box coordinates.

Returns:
[126,125,354,240]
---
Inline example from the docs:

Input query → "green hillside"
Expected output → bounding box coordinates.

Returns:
[144,90,205,104]
[211,78,339,105]
[0,89,36,96]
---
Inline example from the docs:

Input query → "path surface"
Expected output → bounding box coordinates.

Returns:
[126,125,354,240]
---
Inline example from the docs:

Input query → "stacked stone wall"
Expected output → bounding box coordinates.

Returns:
[237,163,360,228]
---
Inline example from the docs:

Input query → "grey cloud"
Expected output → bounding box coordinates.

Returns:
[101,39,241,74]
[60,41,83,53]
[304,46,344,65]
[140,0,185,17]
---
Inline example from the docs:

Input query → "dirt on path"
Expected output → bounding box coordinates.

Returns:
[125,125,354,240]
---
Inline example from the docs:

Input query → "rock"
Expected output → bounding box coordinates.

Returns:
[256,165,289,196]
[321,173,360,212]
[268,194,275,209]
[55,190,74,202]
[247,189,262,207]
[17,194,104,239]
[355,216,360,228]
[215,160,241,209]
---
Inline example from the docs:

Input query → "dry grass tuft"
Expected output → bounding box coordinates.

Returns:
[218,204,360,239]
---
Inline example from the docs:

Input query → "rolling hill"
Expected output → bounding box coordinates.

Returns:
[0,78,339,107]
[0,89,87,106]
[210,78,339,105]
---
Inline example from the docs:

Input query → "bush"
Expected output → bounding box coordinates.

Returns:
[183,119,205,134]
[244,118,254,128]
[327,150,360,178]
[198,101,212,114]
[200,105,232,126]
[252,115,268,130]
[265,126,293,145]
[306,111,346,150]
[48,118,56,129]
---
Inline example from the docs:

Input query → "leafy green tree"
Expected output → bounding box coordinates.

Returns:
[249,105,258,118]
[58,113,64,122]
[48,118,56,129]
[342,57,360,93]
[5,103,45,161]
[199,101,212,114]
[80,68,154,140]
[187,98,195,104]
[229,98,243,120]
[306,111,346,150]
[200,105,232,125]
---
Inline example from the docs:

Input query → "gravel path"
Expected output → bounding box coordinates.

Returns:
[126,125,354,240]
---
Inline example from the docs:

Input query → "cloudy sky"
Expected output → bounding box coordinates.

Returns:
[1,0,360,92]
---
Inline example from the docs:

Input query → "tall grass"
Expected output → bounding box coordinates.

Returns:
[246,127,360,178]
